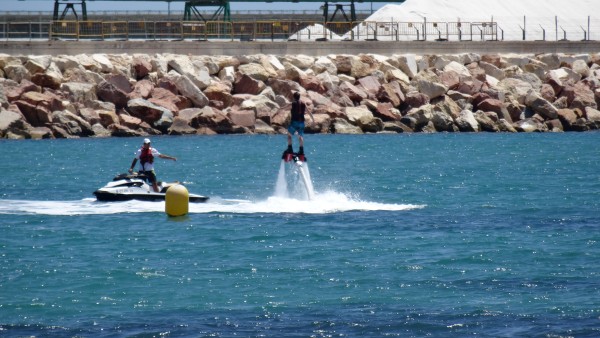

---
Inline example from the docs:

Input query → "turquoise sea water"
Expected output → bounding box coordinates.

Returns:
[1,133,599,337]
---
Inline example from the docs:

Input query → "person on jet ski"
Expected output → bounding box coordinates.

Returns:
[285,91,314,157]
[128,138,177,192]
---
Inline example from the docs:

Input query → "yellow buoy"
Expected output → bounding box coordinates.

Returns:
[165,184,189,217]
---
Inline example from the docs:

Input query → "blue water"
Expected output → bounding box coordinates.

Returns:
[1,133,599,337]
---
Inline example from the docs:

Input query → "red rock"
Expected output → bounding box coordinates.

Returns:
[477,98,503,113]
[377,83,402,107]
[357,75,381,96]
[149,87,190,113]
[132,56,152,80]
[14,91,54,127]
[168,117,197,135]
[339,81,368,104]
[128,79,154,100]
[299,74,326,94]
[540,84,556,102]
[97,80,128,109]
[439,70,461,90]
[234,73,266,95]
[404,92,429,109]
[157,78,178,95]
[560,82,597,111]
[373,102,401,121]
[228,109,256,128]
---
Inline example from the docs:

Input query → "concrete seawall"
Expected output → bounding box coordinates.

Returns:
[2,40,600,56]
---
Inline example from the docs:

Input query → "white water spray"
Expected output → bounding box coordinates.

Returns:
[274,159,314,200]
[298,162,315,200]
[274,161,288,198]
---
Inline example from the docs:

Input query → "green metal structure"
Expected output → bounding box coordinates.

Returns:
[183,0,231,21]
[47,0,402,22]
[53,0,88,20]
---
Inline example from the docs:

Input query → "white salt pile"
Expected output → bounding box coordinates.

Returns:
[289,23,344,41]
[348,0,600,41]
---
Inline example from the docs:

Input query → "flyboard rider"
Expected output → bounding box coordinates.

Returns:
[283,91,314,161]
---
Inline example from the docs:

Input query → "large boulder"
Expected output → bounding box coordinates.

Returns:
[439,70,461,90]
[299,74,327,94]
[149,87,191,113]
[474,111,499,132]
[444,61,471,77]
[525,92,558,120]
[431,110,456,132]
[203,81,234,108]
[331,118,363,134]
[168,117,197,135]
[167,55,212,89]
[234,73,266,95]
[92,54,115,73]
[127,98,173,128]
[169,72,209,107]
[479,61,505,80]
[254,119,276,134]
[227,108,256,129]
[455,109,479,132]
[546,67,581,92]
[312,56,337,75]
[556,108,579,131]
[404,91,430,109]
[238,63,272,82]
[132,55,153,80]
[31,63,63,90]
[240,95,279,124]
[496,78,532,104]
[190,107,234,133]
[345,105,374,126]
[433,95,462,119]
[377,83,404,108]
[584,106,600,129]
[560,82,597,111]
[0,109,30,137]
[128,79,154,100]
[357,75,382,97]
[51,110,94,136]
[477,98,512,123]
[339,81,368,104]
[368,101,400,121]
[60,82,97,104]
[280,54,315,70]
[404,104,434,130]
[392,54,418,78]
[13,91,55,127]
[97,80,129,109]
[4,64,31,83]
[268,78,303,101]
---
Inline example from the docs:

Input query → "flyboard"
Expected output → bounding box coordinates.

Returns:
[277,149,315,200]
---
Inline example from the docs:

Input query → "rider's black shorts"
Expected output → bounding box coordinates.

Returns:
[140,170,157,184]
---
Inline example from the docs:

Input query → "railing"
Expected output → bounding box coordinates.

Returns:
[0,19,501,42]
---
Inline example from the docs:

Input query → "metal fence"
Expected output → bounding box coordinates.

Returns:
[0,19,516,42]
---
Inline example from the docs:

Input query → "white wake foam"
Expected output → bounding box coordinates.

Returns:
[0,192,425,216]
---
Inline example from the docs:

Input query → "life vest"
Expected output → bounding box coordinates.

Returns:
[139,147,154,166]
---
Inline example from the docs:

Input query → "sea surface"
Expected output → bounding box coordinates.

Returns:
[1,133,599,337]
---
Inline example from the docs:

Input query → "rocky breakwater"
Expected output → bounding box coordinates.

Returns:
[1,52,600,139]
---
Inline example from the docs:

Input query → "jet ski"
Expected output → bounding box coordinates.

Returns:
[94,173,209,202]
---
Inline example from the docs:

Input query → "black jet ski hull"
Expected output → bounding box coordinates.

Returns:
[94,190,209,203]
